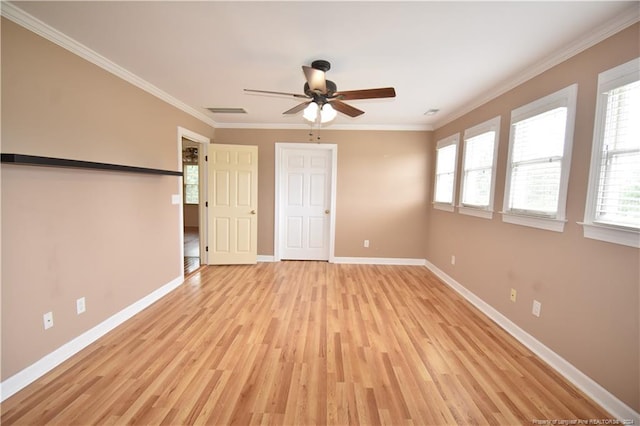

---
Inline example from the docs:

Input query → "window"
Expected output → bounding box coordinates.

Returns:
[184,164,199,204]
[583,58,640,248]
[459,117,500,218]
[433,134,459,212]
[502,84,577,232]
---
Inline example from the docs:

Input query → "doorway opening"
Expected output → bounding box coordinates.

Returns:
[178,126,210,277]
[182,137,201,275]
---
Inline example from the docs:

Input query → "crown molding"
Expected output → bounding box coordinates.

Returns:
[214,122,434,131]
[433,4,640,130]
[320,123,434,131]
[1,2,218,129]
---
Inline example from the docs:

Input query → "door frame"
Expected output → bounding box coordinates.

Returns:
[274,142,337,262]
[177,126,210,271]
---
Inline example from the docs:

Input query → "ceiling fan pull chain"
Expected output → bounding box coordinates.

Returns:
[308,123,314,142]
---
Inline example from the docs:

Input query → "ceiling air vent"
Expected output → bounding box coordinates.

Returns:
[206,107,247,114]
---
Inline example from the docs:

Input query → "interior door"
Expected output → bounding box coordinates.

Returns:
[279,147,332,261]
[208,144,258,265]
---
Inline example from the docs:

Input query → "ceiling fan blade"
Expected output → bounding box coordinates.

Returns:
[244,89,309,99]
[283,101,312,115]
[334,87,396,101]
[329,99,365,117]
[302,65,327,94]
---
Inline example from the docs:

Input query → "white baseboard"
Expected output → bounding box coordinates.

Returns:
[424,260,640,424]
[258,256,426,266]
[0,275,184,402]
[332,257,426,266]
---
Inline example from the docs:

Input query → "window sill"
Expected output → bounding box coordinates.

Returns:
[501,212,566,232]
[579,222,640,248]
[458,206,493,219]
[433,202,455,212]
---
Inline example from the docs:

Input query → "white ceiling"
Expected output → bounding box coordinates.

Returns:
[7,1,639,130]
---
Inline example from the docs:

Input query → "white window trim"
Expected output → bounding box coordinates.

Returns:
[458,206,493,219]
[458,116,501,219]
[502,212,568,232]
[501,84,578,232]
[581,58,640,248]
[580,222,639,248]
[433,134,459,212]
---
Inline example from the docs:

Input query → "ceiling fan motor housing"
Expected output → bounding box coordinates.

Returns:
[311,59,331,72]
[304,80,337,101]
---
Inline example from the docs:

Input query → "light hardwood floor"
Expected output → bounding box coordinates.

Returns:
[1,262,611,425]
[184,227,200,258]
[184,227,200,276]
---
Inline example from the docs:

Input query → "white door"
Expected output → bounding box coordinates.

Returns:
[208,144,258,265]
[278,145,335,261]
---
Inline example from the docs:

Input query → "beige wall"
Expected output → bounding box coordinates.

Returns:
[213,129,432,259]
[183,204,199,228]
[1,19,214,379]
[427,23,640,411]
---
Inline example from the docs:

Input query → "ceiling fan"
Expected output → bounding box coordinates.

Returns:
[244,60,396,122]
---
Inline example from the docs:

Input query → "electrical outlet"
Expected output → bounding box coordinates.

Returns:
[532,300,542,317]
[43,312,53,330]
[451,255,456,265]
[77,297,86,315]
[364,240,369,248]
[510,288,517,303]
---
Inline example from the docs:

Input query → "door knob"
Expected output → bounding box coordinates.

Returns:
[325,209,330,214]
[251,210,256,215]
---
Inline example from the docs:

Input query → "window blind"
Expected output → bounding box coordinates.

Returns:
[434,144,457,204]
[595,80,640,228]
[462,131,495,207]
[508,107,567,216]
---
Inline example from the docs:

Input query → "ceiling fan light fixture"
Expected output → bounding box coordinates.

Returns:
[320,103,337,123]
[303,102,338,124]
[303,102,319,122]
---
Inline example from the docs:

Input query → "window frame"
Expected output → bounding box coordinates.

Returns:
[433,134,460,212]
[458,116,501,219]
[581,58,640,248]
[502,84,578,232]
[183,163,199,205]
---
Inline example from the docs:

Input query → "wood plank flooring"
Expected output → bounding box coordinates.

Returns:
[184,227,201,276]
[184,256,201,276]
[1,262,612,425]
[184,227,199,258]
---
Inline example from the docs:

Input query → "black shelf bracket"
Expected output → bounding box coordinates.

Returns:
[1,153,182,177]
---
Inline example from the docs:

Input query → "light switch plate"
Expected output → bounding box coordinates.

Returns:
[77,297,86,314]
[532,300,542,317]
[171,194,180,205]
[43,312,53,330]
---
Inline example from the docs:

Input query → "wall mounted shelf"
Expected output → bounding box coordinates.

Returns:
[1,153,182,177]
